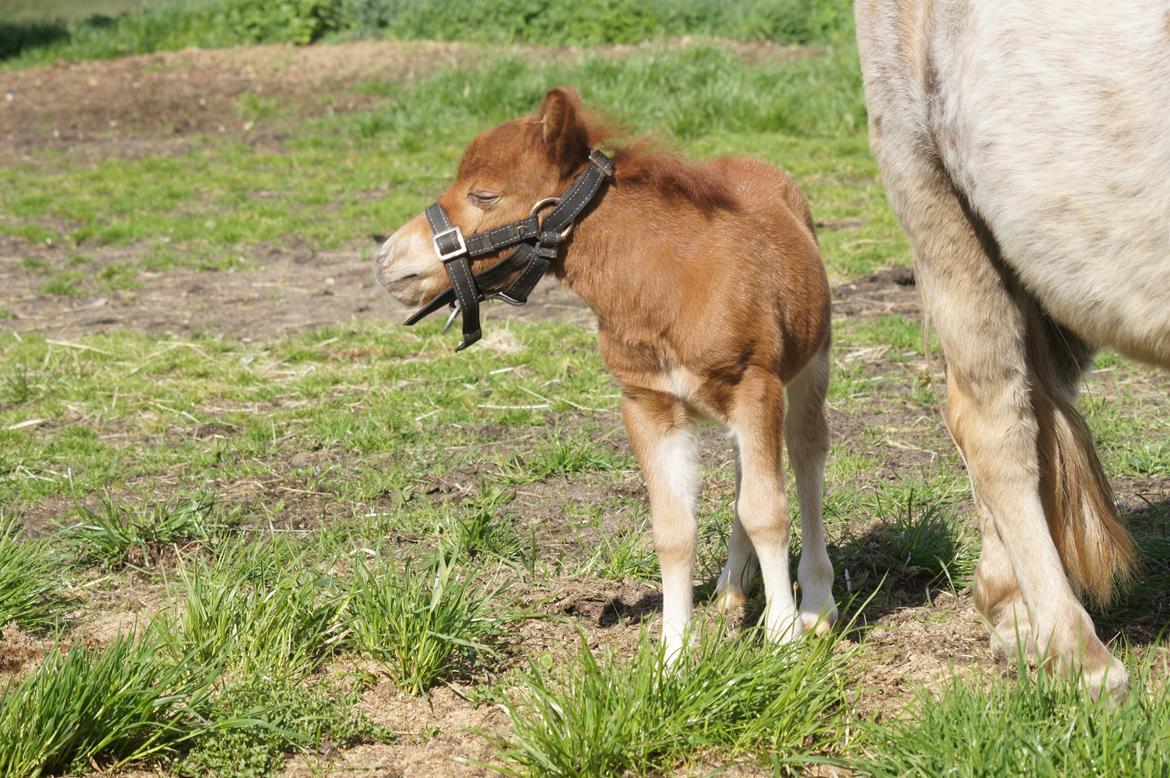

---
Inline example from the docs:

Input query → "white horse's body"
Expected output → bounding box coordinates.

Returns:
[857,0,1170,694]
[934,1,1170,363]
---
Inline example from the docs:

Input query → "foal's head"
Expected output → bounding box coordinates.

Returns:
[375,87,602,307]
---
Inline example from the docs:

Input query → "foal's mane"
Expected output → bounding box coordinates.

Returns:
[568,112,740,215]
[609,142,740,215]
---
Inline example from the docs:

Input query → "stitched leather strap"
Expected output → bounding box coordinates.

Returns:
[423,203,482,350]
[406,150,613,351]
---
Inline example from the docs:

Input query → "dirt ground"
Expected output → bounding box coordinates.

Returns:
[3,40,1168,776]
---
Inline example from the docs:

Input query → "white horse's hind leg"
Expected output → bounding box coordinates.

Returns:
[972,503,1035,659]
[621,390,699,664]
[785,345,836,635]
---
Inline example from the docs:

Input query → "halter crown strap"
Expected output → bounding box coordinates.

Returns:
[405,149,613,351]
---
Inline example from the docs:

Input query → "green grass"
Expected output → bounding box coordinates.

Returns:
[68,492,230,569]
[500,429,628,484]
[159,537,349,678]
[174,674,393,778]
[860,490,976,587]
[0,518,67,632]
[349,551,506,694]
[3,0,853,67]
[440,489,534,567]
[0,45,893,280]
[490,628,853,776]
[0,633,218,776]
[0,322,617,510]
[858,655,1170,777]
[578,523,659,584]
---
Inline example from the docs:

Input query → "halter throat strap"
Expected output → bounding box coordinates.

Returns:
[405,149,614,351]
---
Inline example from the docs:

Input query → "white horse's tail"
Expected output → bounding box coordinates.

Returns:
[1031,315,1136,606]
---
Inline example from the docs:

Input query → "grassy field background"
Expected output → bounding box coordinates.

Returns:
[1,1,1169,775]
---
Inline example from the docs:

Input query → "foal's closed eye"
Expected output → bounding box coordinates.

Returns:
[467,191,501,209]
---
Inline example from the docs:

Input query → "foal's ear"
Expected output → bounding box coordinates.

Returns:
[539,87,589,174]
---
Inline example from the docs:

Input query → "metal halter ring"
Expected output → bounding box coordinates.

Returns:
[528,197,573,240]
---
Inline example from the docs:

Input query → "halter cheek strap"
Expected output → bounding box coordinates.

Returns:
[404,149,614,351]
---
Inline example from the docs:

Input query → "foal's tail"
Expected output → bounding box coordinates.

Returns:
[1031,315,1136,606]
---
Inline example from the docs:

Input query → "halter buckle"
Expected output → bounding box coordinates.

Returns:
[589,149,615,177]
[529,197,574,240]
[432,226,467,262]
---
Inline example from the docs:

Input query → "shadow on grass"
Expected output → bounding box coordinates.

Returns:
[1093,495,1170,645]
[0,20,70,60]
[598,592,663,627]
[584,494,1170,651]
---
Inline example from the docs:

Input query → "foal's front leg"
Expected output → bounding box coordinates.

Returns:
[621,389,699,663]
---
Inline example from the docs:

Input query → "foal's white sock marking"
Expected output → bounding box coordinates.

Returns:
[655,428,699,663]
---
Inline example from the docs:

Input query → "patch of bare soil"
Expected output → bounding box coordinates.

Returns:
[833,265,920,320]
[285,679,501,778]
[852,591,993,720]
[0,624,53,681]
[0,40,476,163]
[0,235,591,339]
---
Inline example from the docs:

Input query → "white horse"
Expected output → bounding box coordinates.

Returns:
[855,0,1170,695]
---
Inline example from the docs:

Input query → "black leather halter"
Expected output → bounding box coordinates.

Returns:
[404,149,614,351]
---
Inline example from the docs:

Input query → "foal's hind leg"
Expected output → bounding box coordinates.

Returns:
[714,450,761,613]
[729,368,801,642]
[785,345,836,635]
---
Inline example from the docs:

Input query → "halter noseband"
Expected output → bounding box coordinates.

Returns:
[404,149,614,351]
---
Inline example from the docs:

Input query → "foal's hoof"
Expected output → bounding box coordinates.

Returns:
[713,586,749,614]
[799,609,837,638]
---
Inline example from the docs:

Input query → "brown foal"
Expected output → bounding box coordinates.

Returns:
[375,87,835,660]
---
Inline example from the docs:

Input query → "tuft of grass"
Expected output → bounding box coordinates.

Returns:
[0,633,218,777]
[3,364,38,405]
[159,538,349,679]
[0,517,67,632]
[489,628,852,776]
[349,552,504,695]
[38,270,88,297]
[68,493,230,569]
[840,490,977,590]
[174,674,394,778]
[441,489,533,567]
[857,655,1170,777]
[580,523,659,584]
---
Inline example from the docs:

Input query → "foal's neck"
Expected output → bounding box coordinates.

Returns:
[553,182,673,327]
